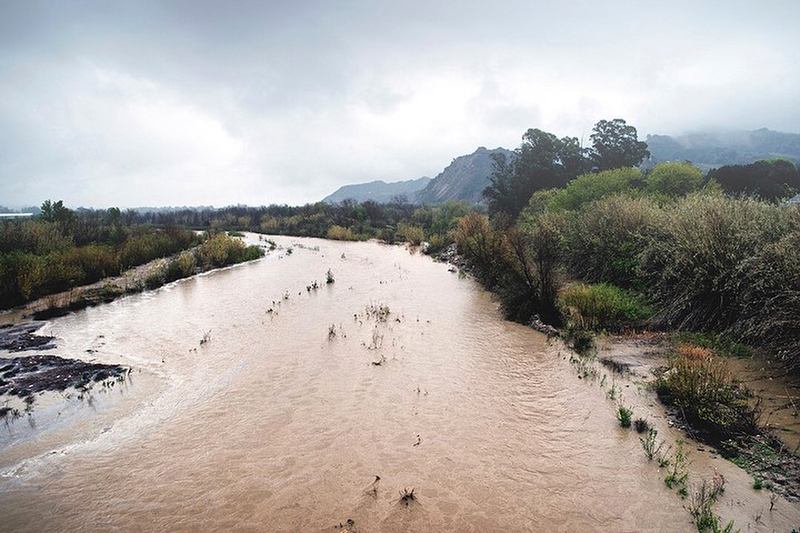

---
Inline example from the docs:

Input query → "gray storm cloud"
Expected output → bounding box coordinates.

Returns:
[1,0,799,208]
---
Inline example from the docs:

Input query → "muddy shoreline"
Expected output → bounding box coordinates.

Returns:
[580,334,800,502]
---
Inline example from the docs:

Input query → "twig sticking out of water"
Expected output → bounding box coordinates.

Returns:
[364,476,381,499]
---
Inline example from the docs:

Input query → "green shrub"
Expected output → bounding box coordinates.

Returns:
[397,223,424,246]
[424,232,451,255]
[119,226,198,269]
[550,167,646,211]
[558,282,653,330]
[164,251,197,282]
[617,406,633,428]
[144,266,166,290]
[519,188,560,221]
[62,245,119,282]
[645,162,703,198]
[195,232,263,268]
[326,225,357,241]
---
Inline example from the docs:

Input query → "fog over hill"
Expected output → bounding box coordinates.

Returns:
[647,128,800,171]
[322,177,431,204]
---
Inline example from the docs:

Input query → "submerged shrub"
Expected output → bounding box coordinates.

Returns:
[617,405,633,428]
[557,282,653,330]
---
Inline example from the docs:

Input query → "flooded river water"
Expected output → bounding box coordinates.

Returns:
[0,235,792,532]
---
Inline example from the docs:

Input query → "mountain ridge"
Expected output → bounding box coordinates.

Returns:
[321,128,800,205]
[323,176,431,204]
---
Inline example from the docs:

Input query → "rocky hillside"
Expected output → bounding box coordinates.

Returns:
[647,128,800,171]
[323,177,431,204]
[414,147,513,204]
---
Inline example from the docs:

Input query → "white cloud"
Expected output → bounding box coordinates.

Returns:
[1,0,799,208]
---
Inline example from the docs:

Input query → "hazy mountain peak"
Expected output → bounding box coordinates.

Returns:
[323,176,431,204]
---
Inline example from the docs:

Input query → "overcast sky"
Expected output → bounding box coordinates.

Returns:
[1,0,799,208]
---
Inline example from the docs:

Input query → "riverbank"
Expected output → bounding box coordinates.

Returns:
[0,233,269,424]
[0,232,269,326]
[551,333,800,531]
[436,237,800,530]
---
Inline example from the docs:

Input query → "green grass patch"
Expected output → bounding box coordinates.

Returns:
[558,282,653,331]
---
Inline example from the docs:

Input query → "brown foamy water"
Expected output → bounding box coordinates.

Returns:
[0,235,744,532]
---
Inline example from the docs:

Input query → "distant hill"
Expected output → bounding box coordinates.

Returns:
[647,128,800,171]
[414,147,513,204]
[323,176,431,204]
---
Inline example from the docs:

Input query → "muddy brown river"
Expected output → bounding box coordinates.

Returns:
[0,236,797,532]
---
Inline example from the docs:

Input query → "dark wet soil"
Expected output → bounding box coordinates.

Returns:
[0,354,127,397]
[0,322,56,352]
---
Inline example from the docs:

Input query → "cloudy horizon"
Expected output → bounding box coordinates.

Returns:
[2,0,799,209]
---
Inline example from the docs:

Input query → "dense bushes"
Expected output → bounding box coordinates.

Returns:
[557,193,800,369]
[454,212,563,323]
[0,212,200,308]
[164,251,197,283]
[733,222,800,367]
[564,195,663,288]
[194,232,262,269]
[641,194,790,331]
[326,225,358,241]
[454,178,800,369]
[397,223,424,245]
[118,226,197,269]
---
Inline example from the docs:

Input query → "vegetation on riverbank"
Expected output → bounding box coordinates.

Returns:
[0,201,264,309]
[0,203,199,308]
[445,119,800,526]
[133,198,473,253]
[450,120,799,377]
